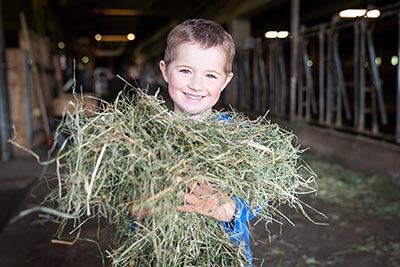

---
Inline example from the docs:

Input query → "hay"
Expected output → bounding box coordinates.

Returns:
[42,88,317,266]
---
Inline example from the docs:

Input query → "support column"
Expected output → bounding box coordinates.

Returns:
[290,0,300,120]
[397,12,400,143]
[318,25,325,124]
[0,0,11,161]
[227,19,251,107]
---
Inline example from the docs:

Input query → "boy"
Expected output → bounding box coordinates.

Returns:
[158,18,258,265]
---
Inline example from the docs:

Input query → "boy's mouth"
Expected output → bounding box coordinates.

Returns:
[184,92,204,100]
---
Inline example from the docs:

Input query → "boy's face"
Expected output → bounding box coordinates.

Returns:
[159,42,233,117]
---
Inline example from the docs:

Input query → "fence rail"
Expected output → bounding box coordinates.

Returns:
[228,4,400,144]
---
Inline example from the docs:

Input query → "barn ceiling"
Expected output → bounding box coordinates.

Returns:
[2,0,399,66]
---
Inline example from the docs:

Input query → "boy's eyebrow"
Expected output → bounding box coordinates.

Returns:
[176,64,224,76]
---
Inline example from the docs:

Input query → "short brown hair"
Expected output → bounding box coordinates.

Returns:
[163,19,235,74]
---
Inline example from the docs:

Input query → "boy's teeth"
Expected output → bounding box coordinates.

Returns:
[185,93,202,99]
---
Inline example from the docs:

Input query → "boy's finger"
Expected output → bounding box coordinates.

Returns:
[201,180,213,194]
[176,205,195,213]
[186,181,202,196]
[178,192,199,205]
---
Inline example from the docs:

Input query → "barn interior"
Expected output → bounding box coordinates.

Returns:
[0,0,400,266]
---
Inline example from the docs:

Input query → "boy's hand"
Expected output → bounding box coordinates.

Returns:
[177,180,235,222]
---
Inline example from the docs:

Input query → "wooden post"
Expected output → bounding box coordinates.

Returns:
[19,13,52,147]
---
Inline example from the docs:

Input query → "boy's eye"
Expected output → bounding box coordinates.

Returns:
[179,69,191,74]
[206,74,217,79]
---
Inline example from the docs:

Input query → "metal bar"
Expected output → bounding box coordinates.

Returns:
[301,41,311,120]
[371,84,379,134]
[290,0,299,119]
[318,25,325,124]
[332,33,343,127]
[244,51,252,109]
[297,41,304,118]
[257,40,268,112]
[269,41,279,113]
[239,52,247,108]
[332,32,352,122]
[254,38,265,111]
[237,51,246,108]
[252,39,260,111]
[354,21,360,130]
[358,20,367,132]
[0,0,11,161]
[326,29,333,126]
[235,54,245,108]
[303,40,317,116]
[397,12,400,143]
[277,43,288,115]
[274,40,280,114]
[268,42,274,112]
[301,41,309,119]
[366,28,388,125]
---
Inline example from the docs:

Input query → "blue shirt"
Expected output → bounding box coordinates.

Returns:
[221,196,259,266]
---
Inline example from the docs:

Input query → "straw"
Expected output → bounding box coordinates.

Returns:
[40,87,318,266]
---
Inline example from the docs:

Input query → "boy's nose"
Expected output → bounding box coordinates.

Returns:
[189,75,203,91]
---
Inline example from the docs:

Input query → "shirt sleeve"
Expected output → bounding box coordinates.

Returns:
[220,196,260,266]
[128,213,137,232]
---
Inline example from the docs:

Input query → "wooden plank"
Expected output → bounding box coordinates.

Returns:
[19,13,52,146]
[6,48,46,156]
[52,93,97,117]
[6,49,45,156]
[6,49,27,154]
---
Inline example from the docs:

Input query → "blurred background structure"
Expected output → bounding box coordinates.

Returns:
[0,0,399,174]
[0,1,399,266]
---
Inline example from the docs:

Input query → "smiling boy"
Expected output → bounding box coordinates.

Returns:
[157,19,258,266]
[159,42,233,117]
[159,19,234,118]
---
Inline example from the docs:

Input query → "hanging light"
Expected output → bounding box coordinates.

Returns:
[265,31,278,38]
[391,56,398,66]
[95,34,102,41]
[57,41,65,50]
[265,31,289,39]
[366,9,381,18]
[338,9,380,18]
[277,31,289,38]
[82,56,90,64]
[127,33,136,41]
[94,34,136,42]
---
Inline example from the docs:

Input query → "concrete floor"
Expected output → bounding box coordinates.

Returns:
[0,157,112,267]
[0,158,47,230]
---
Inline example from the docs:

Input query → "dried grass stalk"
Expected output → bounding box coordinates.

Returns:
[43,88,317,266]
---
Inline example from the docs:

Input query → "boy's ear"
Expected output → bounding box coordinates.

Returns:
[159,60,169,83]
[221,72,234,91]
